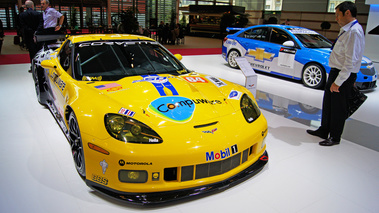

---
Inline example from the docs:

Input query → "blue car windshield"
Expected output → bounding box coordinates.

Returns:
[293,33,332,48]
[73,41,188,81]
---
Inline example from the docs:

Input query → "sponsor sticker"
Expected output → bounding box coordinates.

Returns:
[118,108,136,117]
[149,96,195,122]
[92,174,108,185]
[100,159,108,174]
[206,144,238,161]
[133,75,179,96]
[95,83,122,92]
[228,90,242,100]
[206,76,227,87]
[152,172,160,181]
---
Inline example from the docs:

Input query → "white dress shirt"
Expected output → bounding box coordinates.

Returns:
[43,7,62,29]
[329,19,365,86]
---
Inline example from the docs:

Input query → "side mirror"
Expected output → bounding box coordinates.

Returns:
[40,59,62,75]
[283,41,295,47]
[41,59,57,69]
[174,54,183,61]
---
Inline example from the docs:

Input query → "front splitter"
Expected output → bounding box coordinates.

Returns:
[86,150,268,205]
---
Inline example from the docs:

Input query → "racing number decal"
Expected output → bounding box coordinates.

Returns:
[183,76,208,83]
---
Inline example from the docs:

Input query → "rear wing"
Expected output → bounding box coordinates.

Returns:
[35,34,67,42]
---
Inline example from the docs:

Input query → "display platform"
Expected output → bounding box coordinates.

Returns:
[1,57,378,212]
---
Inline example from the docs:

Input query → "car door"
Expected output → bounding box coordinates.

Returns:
[237,27,274,73]
[267,27,298,77]
[46,40,73,120]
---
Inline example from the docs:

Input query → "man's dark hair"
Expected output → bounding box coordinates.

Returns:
[336,1,357,17]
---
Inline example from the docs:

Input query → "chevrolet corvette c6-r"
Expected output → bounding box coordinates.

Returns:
[32,34,268,204]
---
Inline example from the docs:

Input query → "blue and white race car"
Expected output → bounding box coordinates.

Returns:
[222,24,377,89]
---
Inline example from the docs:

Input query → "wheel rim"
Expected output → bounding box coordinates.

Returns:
[228,51,239,68]
[303,65,322,87]
[69,114,85,177]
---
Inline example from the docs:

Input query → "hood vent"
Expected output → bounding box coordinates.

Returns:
[194,121,219,129]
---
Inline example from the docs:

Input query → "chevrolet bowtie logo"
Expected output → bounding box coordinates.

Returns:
[247,48,275,61]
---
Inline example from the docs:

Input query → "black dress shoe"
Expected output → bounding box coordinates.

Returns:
[306,129,328,139]
[319,137,340,146]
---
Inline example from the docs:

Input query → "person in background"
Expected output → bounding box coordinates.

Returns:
[0,19,4,54]
[306,1,365,146]
[16,7,24,44]
[40,0,64,34]
[19,0,43,72]
[282,19,290,25]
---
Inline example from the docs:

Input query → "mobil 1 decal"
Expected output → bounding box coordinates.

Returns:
[278,47,297,69]
[149,96,195,122]
[206,144,238,161]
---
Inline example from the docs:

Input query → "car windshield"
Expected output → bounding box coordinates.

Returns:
[289,28,332,48]
[73,40,188,81]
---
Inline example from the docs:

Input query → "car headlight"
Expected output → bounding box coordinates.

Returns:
[105,113,163,143]
[119,170,148,183]
[240,94,261,123]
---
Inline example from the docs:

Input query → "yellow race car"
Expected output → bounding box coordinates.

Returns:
[32,34,268,205]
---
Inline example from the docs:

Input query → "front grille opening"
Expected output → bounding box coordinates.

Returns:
[194,153,242,180]
[181,165,194,182]
[249,144,257,156]
[242,149,249,164]
[172,147,256,182]
[164,167,177,181]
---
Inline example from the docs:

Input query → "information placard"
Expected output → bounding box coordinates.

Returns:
[235,57,258,97]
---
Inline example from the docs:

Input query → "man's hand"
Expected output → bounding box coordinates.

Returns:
[55,25,61,31]
[330,82,340,92]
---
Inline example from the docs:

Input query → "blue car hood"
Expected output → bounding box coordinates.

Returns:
[310,48,332,55]
[309,48,371,64]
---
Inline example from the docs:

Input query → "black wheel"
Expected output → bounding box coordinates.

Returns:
[68,112,86,179]
[302,63,326,89]
[32,61,47,106]
[227,50,240,68]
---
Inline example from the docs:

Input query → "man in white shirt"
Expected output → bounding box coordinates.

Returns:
[307,1,364,146]
[40,0,64,33]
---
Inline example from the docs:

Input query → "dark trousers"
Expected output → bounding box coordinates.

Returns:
[24,30,38,62]
[320,68,357,141]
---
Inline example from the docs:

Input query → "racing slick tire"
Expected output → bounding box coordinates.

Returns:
[227,50,241,69]
[32,60,48,106]
[68,111,86,180]
[302,63,326,89]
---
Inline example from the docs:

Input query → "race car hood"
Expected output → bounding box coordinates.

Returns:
[87,73,243,126]
[311,48,332,55]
